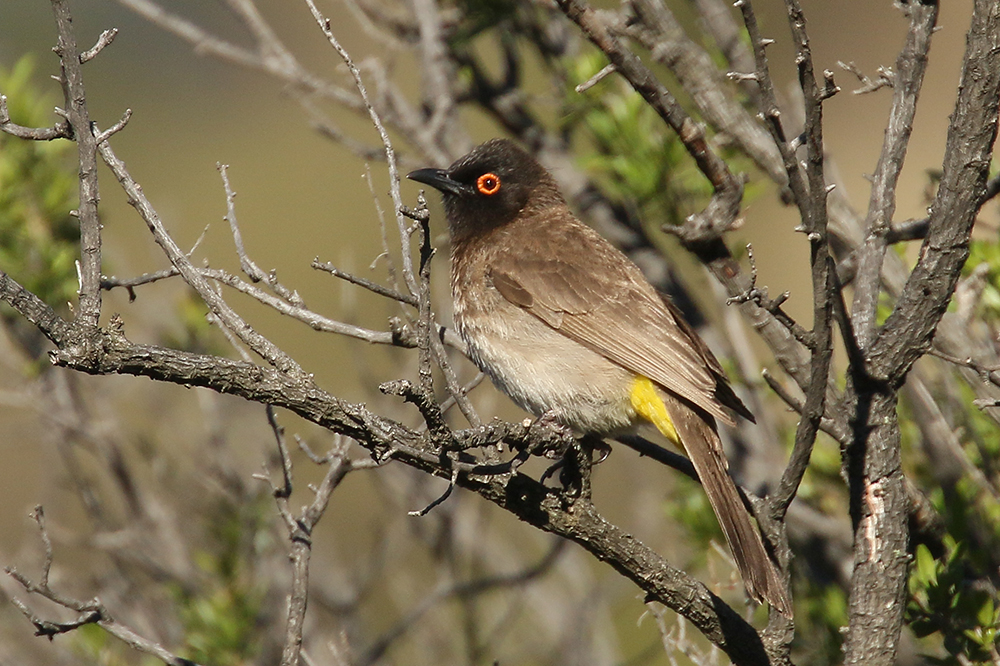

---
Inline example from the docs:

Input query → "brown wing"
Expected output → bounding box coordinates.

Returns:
[489,214,748,426]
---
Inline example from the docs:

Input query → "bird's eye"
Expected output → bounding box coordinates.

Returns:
[476,173,501,196]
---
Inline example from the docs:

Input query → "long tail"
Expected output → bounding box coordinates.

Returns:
[633,378,792,616]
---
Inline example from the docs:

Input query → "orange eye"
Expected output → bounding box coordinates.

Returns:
[476,172,501,195]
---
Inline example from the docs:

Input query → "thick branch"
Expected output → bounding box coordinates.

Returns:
[842,3,1000,665]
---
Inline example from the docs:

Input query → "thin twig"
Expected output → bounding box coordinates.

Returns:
[97,136,306,376]
[80,28,118,63]
[312,259,417,306]
[0,95,72,140]
[726,244,812,347]
[5,506,203,666]
[303,0,418,298]
[218,163,304,306]
[257,406,357,666]
[363,162,402,295]
[837,61,894,95]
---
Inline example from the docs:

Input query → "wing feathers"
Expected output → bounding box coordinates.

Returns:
[488,216,744,425]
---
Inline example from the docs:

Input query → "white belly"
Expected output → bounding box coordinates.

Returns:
[457,305,637,435]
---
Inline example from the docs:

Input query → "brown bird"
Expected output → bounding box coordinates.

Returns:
[408,138,791,616]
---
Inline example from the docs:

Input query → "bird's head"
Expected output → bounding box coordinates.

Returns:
[407,139,562,241]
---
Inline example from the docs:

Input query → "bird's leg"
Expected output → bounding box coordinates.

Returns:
[558,437,593,503]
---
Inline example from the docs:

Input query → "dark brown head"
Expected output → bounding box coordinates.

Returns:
[407,139,564,241]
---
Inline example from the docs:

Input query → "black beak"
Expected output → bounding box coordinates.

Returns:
[406,168,468,197]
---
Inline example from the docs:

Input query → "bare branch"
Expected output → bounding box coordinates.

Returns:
[96,136,306,376]
[96,108,132,143]
[838,60,895,95]
[6,506,203,666]
[80,28,118,63]
[303,0,418,298]
[218,163,304,306]
[51,0,103,328]
[850,3,938,352]
[312,259,417,307]
[0,94,72,140]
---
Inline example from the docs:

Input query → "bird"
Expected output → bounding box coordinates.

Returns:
[407,138,791,617]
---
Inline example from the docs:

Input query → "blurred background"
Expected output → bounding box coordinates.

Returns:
[0,0,981,664]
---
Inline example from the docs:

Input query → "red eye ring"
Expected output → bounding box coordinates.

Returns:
[476,172,501,196]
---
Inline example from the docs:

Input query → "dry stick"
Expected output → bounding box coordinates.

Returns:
[95,137,306,377]
[304,0,418,299]
[198,266,399,345]
[218,163,304,306]
[258,406,355,666]
[411,198,450,440]
[80,28,118,63]
[838,60,894,96]
[850,3,938,351]
[429,333,481,427]
[737,0,835,528]
[6,507,204,666]
[312,259,417,307]
[50,0,102,329]
[727,244,811,347]
[115,0,363,109]
[364,162,402,296]
[0,94,72,140]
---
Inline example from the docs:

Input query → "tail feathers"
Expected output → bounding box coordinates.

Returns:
[660,393,793,618]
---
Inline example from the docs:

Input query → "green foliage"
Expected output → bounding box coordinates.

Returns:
[565,52,713,230]
[0,57,79,312]
[171,492,272,666]
[964,237,1000,323]
[792,580,849,666]
[907,539,1000,664]
[664,474,724,549]
[163,291,225,355]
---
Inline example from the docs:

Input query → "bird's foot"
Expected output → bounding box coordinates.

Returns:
[524,410,576,459]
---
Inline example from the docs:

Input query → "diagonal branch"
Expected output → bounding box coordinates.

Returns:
[303,0,418,299]
[1,262,773,665]
[96,137,306,377]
